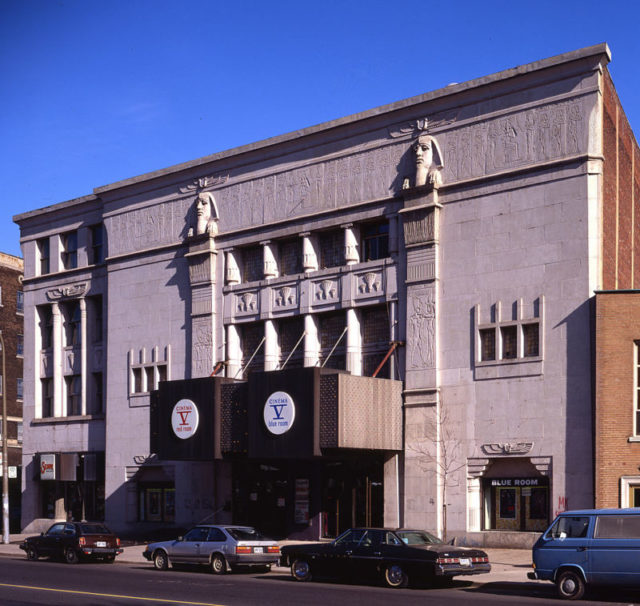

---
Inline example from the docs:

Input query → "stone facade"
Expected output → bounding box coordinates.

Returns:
[13,44,638,544]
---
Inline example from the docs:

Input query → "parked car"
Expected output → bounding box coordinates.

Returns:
[142,524,280,573]
[280,527,491,588]
[19,521,123,564]
[529,508,640,600]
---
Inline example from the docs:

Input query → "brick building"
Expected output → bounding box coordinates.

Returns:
[13,43,640,546]
[0,252,24,532]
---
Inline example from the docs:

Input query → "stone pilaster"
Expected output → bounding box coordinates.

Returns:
[186,235,217,378]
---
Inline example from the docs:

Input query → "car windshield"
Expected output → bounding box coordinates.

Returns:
[395,530,443,545]
[79,524,111,535]
[225,527,265,541]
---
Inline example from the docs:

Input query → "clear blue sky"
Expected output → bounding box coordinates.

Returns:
[1,0,639,258]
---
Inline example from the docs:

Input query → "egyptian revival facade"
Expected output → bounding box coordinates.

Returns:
[14,43,640,546]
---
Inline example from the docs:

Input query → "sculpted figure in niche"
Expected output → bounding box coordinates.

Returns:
[413,134,444,187]
[189,192,219,237]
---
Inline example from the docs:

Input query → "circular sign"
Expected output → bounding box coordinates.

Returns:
[171,399,200,439]
[263,391,296,435]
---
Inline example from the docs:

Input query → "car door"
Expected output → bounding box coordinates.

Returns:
[350,530,385,580]
[324,529,365,578]
[202,527,228,563]
[37,523,66,557]
[170,527,209,564]
[535,515,591,579]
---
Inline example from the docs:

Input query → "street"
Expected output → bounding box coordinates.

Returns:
[0,556,639,606]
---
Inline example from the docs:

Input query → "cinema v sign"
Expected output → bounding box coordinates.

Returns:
[171,399,200,439]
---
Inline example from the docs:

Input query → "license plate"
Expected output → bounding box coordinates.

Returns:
[96,541,107,547]
[459,558,470,567]
[253,547,263,553]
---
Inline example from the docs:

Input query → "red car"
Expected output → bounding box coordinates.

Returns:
[20,522,123,564]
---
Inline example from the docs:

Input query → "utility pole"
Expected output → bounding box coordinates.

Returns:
[0,330,8,543]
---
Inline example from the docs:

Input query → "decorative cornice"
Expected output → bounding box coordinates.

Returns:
[46,282,88,301]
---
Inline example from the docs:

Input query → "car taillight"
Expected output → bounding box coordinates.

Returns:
[116,537,121,547]
[267,546,280,554]
[236,545,252,554]
[437,557,459,564]
[79,537,86,546]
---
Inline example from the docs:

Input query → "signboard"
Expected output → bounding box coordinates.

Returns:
[171,399,200,440]
[263,391,296,435]
[295,478,310,525]
[490,478,541,487]
[40,454,56,480]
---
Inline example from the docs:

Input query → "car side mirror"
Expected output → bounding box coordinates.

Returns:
[177,536,183,542]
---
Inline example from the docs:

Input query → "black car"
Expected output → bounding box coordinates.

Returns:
[20,522,123,564]
[280,527,491,588]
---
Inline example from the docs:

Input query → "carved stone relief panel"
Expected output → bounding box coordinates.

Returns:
[403,206,436,247]
[355,271,383,296]
[406,248,436,284]
[314,279,339,302]
[482,442,534,455]
[273,285,298,308]
[236,291,259,315]
[442,99,586,182]
[46,282,88,301]
[407,287,436,370]
[192,316,214,378]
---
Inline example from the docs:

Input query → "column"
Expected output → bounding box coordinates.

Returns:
[226,324,241,379]
[225,249,240,285]
[262,241,278,279]
[303,314,320,367]
[52,302,63,417]
[346,308,362,376]
[80,298,87,416]
[467,477,482,532]
[264,320,278,371]
[301,232,318,273]
[343,224,360,265]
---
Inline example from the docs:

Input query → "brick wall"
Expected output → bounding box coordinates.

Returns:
[595,292,640,507]
[0,254,24,467]
[602,70,640,290]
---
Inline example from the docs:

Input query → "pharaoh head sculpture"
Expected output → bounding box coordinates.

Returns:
[413,134,444,188]
[190,191,219,237]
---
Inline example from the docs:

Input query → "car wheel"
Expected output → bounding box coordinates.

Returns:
[153,550,169,571]
[291,559,312,582]
[384,564,408,588]
[211,554,227,575]
[64,548,79,564]
[556,570,585,600]
[25,546,38,561]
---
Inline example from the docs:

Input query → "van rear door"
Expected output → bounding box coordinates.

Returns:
[588,514,640,586]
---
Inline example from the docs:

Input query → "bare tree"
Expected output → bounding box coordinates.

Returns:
[407,397,465,540]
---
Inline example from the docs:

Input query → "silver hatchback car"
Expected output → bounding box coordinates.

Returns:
[143,525,280,574]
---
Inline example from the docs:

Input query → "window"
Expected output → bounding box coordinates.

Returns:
[636,343,640,436]
[66,375,82,416]
[17,334,23,356]
[501,326,517,359]
[39,306,53,349]
[139,485,175,522]
[17,422,23,443]
[480,328,496,361]
[279,239,303,276]
[242,246,263,283]
[132,368,143,394]
[595,515,640,539]
[17,378,23,399]
[41,378,53,417]
[157,364,167,384]
[278,316,305,369]
[38,238,50,274]
[318,230,344,269]
[92,372,103,414]
[547,516,590,539]
[362,306,390,378]
[90,224,104,264]
[362,221,389,261]
[16,291,24,314]
[319,312,346,370]
[129,348,170,396]
[65,301,81,346]
[62,231,78,270]
[90,296,103,343]
[523,323,539,357]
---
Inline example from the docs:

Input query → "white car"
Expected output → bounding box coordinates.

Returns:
[142,525,280,574]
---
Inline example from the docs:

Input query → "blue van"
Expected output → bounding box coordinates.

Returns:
[529,508,640,599]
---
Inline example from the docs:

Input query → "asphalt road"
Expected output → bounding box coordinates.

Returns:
[0,557,639,606]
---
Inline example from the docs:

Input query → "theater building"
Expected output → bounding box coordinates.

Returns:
[15,43,640,545]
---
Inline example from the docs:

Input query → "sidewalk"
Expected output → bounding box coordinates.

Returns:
[0,534,533,585]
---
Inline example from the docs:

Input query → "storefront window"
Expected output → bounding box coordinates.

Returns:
[484,476,549,532]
